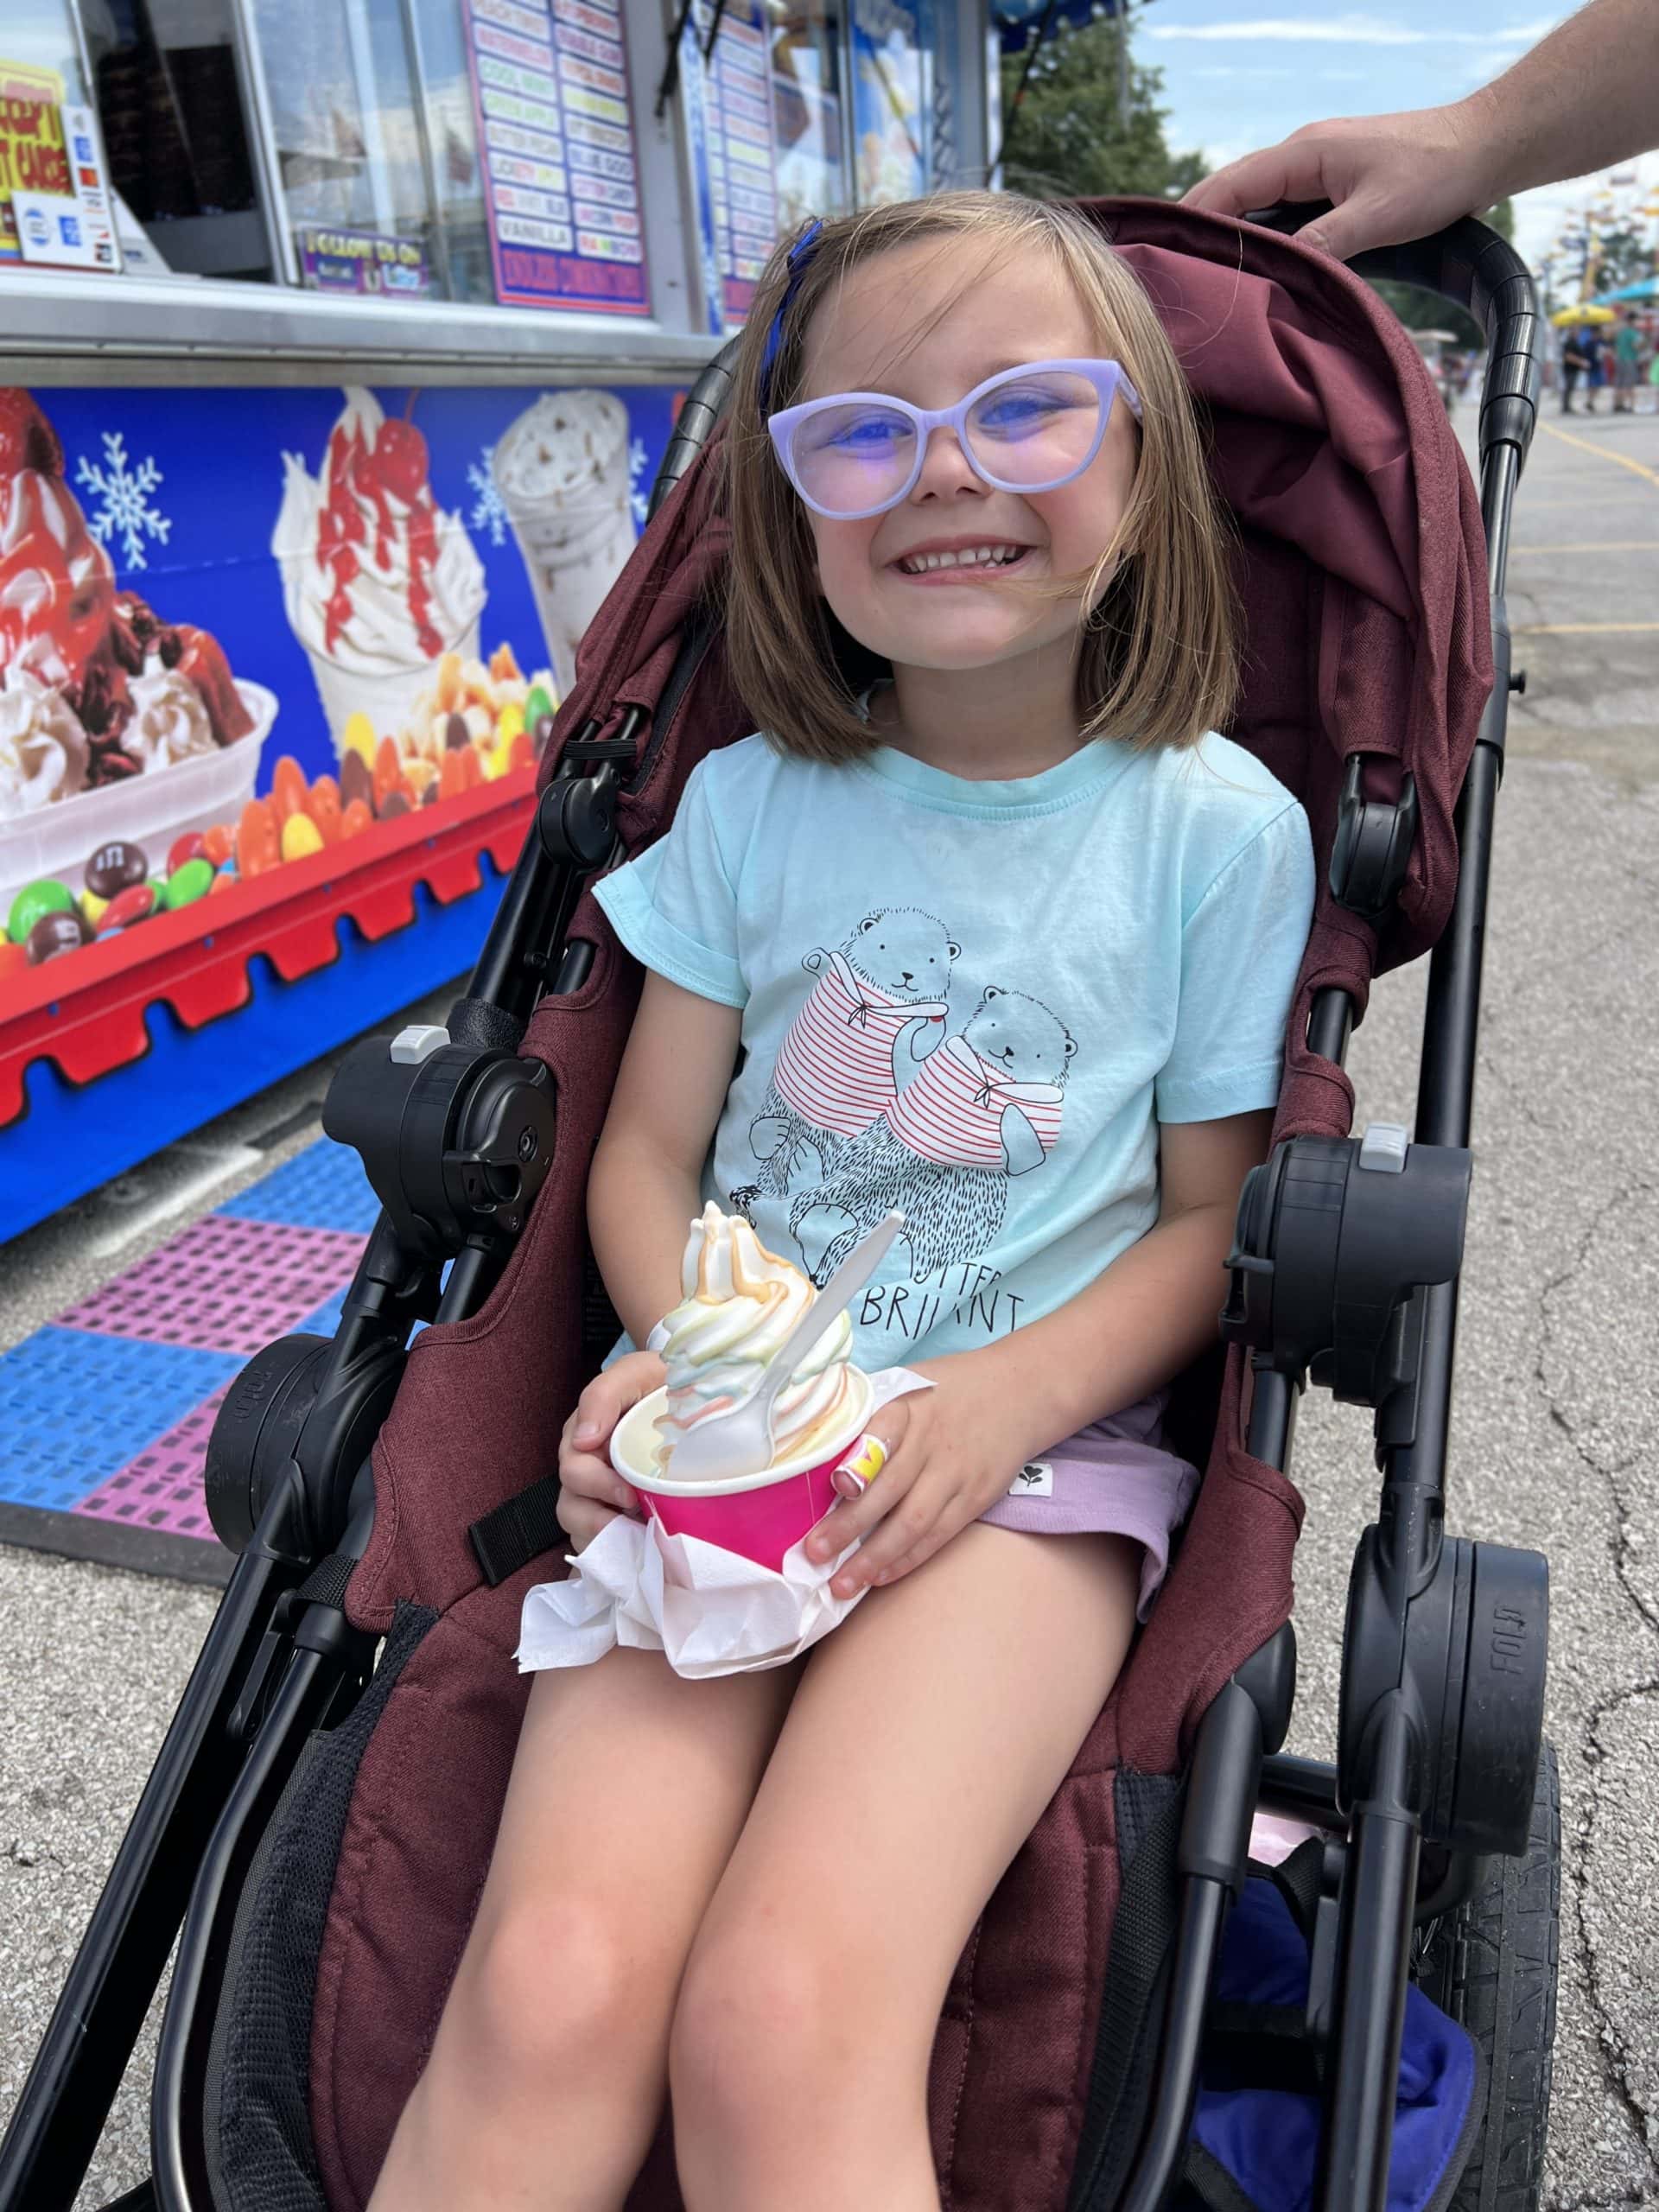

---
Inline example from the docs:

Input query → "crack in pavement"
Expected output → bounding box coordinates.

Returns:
[1477,1051,1567,1135]
[1535,1172,1659,2188]
[1557,1681,1659,2202]
[1548,2183,1658,2210]
[1522,909,1659,991]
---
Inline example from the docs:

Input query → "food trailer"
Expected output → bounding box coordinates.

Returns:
[0,0,994,1240]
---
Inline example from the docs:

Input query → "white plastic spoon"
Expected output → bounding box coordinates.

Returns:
[666,1211,904,1485]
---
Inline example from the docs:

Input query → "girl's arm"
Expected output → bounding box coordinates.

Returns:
[805,1109,1274,1595]
[962,1108,1274,1449]
[587,971,744,1344]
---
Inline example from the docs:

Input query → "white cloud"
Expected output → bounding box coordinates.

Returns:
[1196,138,1259,172]
[1146,14,1557,45]
[1454,35,1538,87]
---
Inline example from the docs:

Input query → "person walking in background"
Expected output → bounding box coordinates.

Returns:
[1612,310,1643,413]
[1185,0,1659,262]
[1580,326,1605,412]
[1560,329,1591,415]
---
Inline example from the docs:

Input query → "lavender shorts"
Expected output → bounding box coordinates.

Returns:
[976,1388,1199,1620]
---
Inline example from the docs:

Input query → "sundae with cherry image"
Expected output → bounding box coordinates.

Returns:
[0,390,276,913]
[273,388,486,761]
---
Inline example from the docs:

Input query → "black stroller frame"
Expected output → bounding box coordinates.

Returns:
[0,209,1553,2212]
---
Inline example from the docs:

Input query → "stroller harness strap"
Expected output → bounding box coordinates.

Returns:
[469,1472,566,1586]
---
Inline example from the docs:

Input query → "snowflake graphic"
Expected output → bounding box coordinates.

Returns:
[75,432,171,570]
[467,445,509,546]
[628,435,651,529]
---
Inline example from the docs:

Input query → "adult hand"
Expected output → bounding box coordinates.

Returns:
[556,1348,666,1551]
[802,1356,1046,1599]
[1182,99,1500,262]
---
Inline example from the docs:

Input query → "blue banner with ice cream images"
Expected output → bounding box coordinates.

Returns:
[0,379,682,971]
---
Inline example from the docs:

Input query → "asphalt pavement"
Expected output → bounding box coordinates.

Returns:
[3,396,1658,2210]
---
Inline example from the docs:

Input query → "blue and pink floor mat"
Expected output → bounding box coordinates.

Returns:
[0,1140,383,1585]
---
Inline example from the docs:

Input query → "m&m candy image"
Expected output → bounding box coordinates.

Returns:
[8,879,75,945]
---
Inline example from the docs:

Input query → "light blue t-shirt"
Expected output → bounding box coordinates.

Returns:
[594,729,1315,1371]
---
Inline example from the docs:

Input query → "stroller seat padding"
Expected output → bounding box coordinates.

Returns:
[276,202,1494,2212]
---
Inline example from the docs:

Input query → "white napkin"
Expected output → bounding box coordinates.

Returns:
[516,1368,932,1679]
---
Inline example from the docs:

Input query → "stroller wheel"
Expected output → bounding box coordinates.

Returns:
[1414,1739,1560,2212]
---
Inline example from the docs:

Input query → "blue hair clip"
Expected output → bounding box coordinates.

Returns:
[758,218,823,415]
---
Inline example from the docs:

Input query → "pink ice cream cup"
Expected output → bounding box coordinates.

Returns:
[609,1370,874,1573]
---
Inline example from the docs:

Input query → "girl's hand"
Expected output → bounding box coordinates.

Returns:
[803,1357,1041,1599]
[556,1350,666,1553]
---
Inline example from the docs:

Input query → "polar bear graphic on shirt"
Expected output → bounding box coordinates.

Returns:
[789,985,1077,1285]
[741,907,958,1202]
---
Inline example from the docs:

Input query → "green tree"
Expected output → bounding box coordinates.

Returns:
[1369,281,1482,347]
[998,12,1202,201]
[1366,206,1518,348]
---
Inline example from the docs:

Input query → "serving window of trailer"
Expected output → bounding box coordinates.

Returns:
[0,0,985,1251]
[8,0,662,313]
[8,0,969,319]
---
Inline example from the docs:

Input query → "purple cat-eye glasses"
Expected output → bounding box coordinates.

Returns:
[766,358,1141,521]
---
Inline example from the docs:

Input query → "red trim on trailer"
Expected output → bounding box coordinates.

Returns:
[0,768,537,1128]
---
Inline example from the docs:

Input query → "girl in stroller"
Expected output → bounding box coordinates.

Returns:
[368,191,1317,2212]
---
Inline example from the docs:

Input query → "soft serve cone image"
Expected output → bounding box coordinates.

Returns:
[491,391,635,696]
[608,1204,874,1571]
[652,1202,866,1474]
[272,389,486,760]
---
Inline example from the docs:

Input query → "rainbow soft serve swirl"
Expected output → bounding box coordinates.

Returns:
[653,1204,861,1475]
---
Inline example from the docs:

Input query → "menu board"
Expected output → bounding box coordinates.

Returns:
[676,5,726,336]
[461,0,649,315]
[702,0,778,323]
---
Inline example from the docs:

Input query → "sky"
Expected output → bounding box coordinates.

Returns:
[1139,2,1659,276]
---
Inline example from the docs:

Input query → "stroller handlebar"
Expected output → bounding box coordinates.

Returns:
[648,340,742,521]
[1247,205,1541,469]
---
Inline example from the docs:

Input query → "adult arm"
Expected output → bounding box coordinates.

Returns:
[1184,0,1659,261]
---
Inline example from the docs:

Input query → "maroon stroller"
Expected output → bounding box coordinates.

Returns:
[1,200,1557,2212]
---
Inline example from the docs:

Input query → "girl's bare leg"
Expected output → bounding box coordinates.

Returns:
[668,1522,1141,2212]
[369,1643,798,2212]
